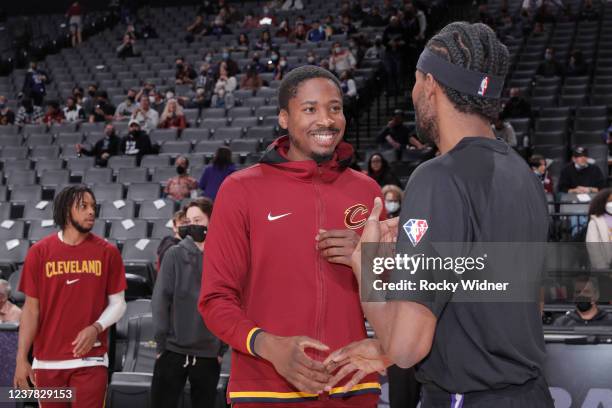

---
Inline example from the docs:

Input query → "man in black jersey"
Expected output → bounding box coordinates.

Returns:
[323,22,554,408]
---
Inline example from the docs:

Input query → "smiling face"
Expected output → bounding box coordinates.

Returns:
[279,77,345,162]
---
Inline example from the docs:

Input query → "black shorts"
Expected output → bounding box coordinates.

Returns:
[420,376,554,408]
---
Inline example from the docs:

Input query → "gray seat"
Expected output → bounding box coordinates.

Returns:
[149,129,179,145]
[56,132,84,146]
[84,168,113,184]
[200,118,228,130]
[35,158,64,174]
[181,128,210,143]
[117,168,149,184]
[10,185,42,203]
[0,147,28,160]
[193,140,225,156]
[201,108,226,119]
[159,141,192,156]
[92,183,124,202]
[138,199,175,220]
[126,183,161,202]
[0,220,25,240]
[246,126,276,139]
[6,170,36,187]
[109,219,148,241]
[230,138,259,154]
[122,238,160,264]
[22,202,54,220]
[232,117,258,129]
[151,167,178,184]
[213,127,242,141]
[150,219,174,239]
[2,159,31,173]
[140,155,170,169]
[100,200,136,220]
[228,107,253,118]
[0,240,29,268]
[39,169,70,187]
[25,133,54,147]
[108,156,138,172]
[0,135,23,147]
[30,146,60,160]
[27,221,59,242]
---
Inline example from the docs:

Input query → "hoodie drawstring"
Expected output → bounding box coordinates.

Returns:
[182,354,197,368]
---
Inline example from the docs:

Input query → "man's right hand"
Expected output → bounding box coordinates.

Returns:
[75,143,82,152]
[14,359,35,390]
[254,333,331,394]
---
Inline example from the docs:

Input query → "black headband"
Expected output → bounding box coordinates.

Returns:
[416,48,505,99]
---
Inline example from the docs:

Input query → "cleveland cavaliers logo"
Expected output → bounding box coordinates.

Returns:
[478,76,489,96]
[344,204,369,230]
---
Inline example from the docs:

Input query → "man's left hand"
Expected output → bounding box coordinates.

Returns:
[71,325,99,357]
[316,229,360,267]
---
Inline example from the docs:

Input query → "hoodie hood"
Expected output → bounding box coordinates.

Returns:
[259,135,354,183]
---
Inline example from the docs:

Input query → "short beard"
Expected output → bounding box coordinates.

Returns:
[70,218,93,234]
[414,99,439,146]
[288,132,335,164]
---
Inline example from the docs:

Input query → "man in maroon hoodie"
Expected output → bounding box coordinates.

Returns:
[199,66,384,407]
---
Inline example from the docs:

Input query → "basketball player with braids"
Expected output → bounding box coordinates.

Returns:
[324,22,554,407]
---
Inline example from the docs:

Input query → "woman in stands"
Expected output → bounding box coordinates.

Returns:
[164,156,198,201]
[382,184,403,219]
[211,62,237,109]
[586,188,612,269]
[234,32,250,54]
[159,98,187,130]
[199,146,236,201]
[367,152,401,187]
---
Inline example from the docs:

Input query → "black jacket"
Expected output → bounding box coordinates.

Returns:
[553,309,612,326]
[82,134,120,166]
[558,163,605,193]
[120,131,154,161]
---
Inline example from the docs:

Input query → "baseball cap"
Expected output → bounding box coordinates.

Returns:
[572,146,588,157]
[128,119,140,127]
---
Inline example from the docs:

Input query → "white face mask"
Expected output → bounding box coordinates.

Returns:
[385,201,400,214]
[606,202,612,215]
[149,96,155,103]
[166,92,174,100]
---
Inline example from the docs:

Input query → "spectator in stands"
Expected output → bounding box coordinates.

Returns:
[199,146,235,200]
[234,33,250,53]
[141,22,159,39]
[42,100,65,126]
[175,57,197,85]
[120,119,154,162]
[249,52,266,74]
[255,30,275,52]
[566,50,588,77]
[76,123,121,167]
[553,277,612,326]
[156,209,187,270]
[89,91,115,123]
[307,21,326,43]
[15,98,44,126]
[534,0,556,24]
[150,90,166,115]
[382,184,403,219]
[501,87,532,119]
[339,69,357,101]
[536,47,564,77]
[273,57,290,81]
[558,146,605,194]
[586,188,612,243]
[367,153,401,187]
[116,33,138,59]
[205,15,232,36]
[529,155,553,194]
[226,5,242,24]
[491,116,517,147]
[218,49,240,77]
[329,43,357,75]
[164,156,199,201]
[365,36,384,60]
[0,95,15,125]
[62,96,85,123]
[114,88,138,121]
[377,110,422,161]
[363,6,386,27]
[66,1,83,47]
[338,15,357,35]
[132,95,160,134]
[291,22,308,43]
[211,62,237,109]
[275,19,292,38]
[266,51,281,73]
[580,0,599,21]
[305,51,319,66]
[185,14,207,43]
[323,15,336,38]
[295,14,310,31]
[21,61,48,107]
[81,84,98,116]
[242,12,260,30]
[152,198,225,408]
[159,99,187,130]
[240,65,263,91]
[0,279,21,324]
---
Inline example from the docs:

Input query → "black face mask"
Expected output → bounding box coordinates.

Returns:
[179,224,207,242]
[576,301,592,313]
[178,225,189,239]
[127,96,135,102]
[176,166,187,175]
[88,90,96,97]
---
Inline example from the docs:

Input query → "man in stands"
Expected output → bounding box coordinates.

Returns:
[120,119,154,163]
[131,95,159,134]
[114,88,138,121]
[0,279,21,324]
[501,87,532,119]
[76,123,121,167]
[63,96,86,123]
[14,185,127,407]
[558,146,605,194]
[553,277,612,326]
[42,100,65,126]
[88,90,115,123]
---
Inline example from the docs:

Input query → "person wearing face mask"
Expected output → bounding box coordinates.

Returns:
[382,184,403,218]
[536,47,564,77]
[329,42,357,76]
[240,65,263,91]
[528,155,553,194]
[164,156,199,201]
[501,87,532,120]
[81,84,98,116]
[0,95,16,125]
[62,96,86,123]
[76,123,120,167]
[120,120,154,163]
[553,277,612,326]
[156,210,187,272]
[558,146,605,194]
[250,52,266,73]
[114,88,138,121]
[307,21,326,43]
[152,198,227,408]
[175,57,197,85]
[131,94,159,134]
[88,90,116,123]
[566,50,588,77]
[273,57,290,80]
[216,49,239,77]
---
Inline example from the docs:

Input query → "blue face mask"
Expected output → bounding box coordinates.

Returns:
[222,53,229,59]
[0,103,5,109]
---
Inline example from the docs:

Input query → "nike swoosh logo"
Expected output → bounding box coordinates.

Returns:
[267,212,292,221]
[66,279,80,285]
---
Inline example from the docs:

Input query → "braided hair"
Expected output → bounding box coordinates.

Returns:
[425,22,509,122]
